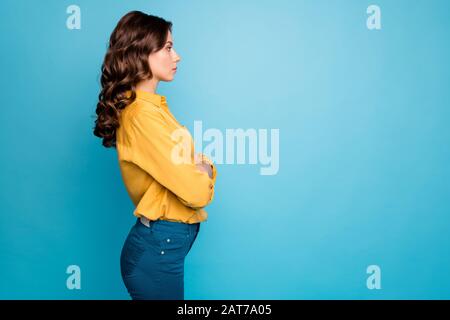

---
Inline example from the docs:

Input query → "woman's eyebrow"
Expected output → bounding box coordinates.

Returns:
[166,41,173,45]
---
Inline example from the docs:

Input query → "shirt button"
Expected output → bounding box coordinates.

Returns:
[161,250,165,255]
[167,238,171,243]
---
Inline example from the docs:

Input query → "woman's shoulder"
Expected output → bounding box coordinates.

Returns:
[122,98,163,123]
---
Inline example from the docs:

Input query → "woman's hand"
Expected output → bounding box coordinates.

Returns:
[194,153,213,179]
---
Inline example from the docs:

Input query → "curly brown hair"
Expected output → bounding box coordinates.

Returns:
[93,11,173,148]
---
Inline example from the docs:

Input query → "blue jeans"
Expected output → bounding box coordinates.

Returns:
[120,218,200,300]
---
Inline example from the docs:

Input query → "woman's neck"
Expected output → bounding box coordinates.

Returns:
[135,78,159,94]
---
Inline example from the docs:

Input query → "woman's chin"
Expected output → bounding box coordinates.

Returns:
[161,75,175,82]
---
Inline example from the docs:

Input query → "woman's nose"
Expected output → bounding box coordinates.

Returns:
[174,51,181,62]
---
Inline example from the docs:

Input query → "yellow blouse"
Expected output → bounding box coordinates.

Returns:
[115,89,217,224]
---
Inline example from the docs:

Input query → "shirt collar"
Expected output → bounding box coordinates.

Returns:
[132,89,168,109]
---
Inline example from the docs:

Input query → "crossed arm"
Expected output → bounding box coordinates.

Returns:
[129,109,217,209]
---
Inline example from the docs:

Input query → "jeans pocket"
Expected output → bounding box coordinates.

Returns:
[152,229,189,259]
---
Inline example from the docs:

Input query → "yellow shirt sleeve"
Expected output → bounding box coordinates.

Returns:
[128,107,216,209]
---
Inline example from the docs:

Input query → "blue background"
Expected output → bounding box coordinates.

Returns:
[1,0,449,299]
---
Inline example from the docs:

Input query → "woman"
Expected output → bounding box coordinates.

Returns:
[93,11,217,300]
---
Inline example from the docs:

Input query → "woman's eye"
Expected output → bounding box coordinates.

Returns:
[167,46,172,51]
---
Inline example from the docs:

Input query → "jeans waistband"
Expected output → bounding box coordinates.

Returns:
[138,216,199,234]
